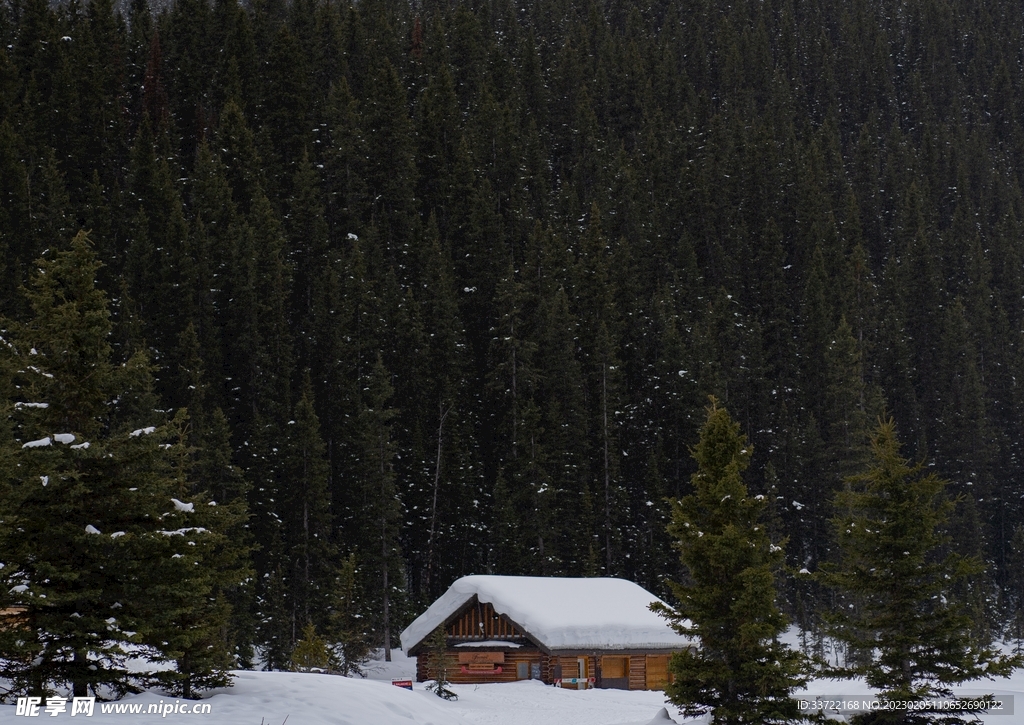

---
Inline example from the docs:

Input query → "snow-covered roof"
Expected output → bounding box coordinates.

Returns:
[401,575,691,654]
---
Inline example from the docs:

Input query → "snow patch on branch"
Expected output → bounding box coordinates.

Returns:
[170,498,194,513]
[158,527,208,536]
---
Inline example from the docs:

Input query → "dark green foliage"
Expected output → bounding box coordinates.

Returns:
[350,354,405,659]
[655,399,810,724]
[326,553,372,675]
[425,625,457,700]
[0,234,245,699]
[289,623,330,673]
[1007,526,1024,650]
[820,419,1022,723]
[265,375,337,651]
[144,409,253,699]
[1,0,1024,685]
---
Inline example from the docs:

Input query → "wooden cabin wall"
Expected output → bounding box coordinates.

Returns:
[446,600,520,640]
[628,655,647,690]
[416,649,545,684]
[415,649,675,690]
[556,655,598,688]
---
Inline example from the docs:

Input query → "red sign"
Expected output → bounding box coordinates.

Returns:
[391,680,413,690]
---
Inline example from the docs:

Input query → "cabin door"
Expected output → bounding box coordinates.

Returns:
[576,657,587,690]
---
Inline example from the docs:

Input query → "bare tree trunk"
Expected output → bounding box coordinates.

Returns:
[603,361,611,572]
[381,431,392,662]
[383,540,391,661]
[72,650,87,698]
[303,494,309,623]
[425,402,452,596]
[511,318,517,460]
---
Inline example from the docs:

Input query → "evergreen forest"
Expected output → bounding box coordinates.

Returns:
[4,0,1024,683]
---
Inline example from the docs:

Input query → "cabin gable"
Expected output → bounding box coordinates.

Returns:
[408,595,534,655]
[446,597,527,643]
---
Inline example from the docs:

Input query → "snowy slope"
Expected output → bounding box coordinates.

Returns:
[0,649,683,725]
[2,646,1023,724]
[401,575,692,652]
[0,669,471,725]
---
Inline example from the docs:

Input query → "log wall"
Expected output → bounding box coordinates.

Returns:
[628,654,647,690]
[417,649,675,690]
[446,600,521,640]
[416,649,544,684]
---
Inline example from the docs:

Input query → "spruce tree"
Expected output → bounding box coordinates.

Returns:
[352,354,405,661]
[410,216,480,597]
[820,418,1021,724]
[654,398,810,724]
[142,409,252,699]
[280,376,335,638]
[1007,525,1024,650]
[426,625,457,700]
[486,256,544,575]
[326,553,371,675]
[0,233,230,698]
[289,624,330,673]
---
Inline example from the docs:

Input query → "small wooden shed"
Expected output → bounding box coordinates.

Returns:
[400,576,692,690]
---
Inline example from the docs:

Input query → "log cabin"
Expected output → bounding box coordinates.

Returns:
[0,605,27,630]
[400,575,693,691]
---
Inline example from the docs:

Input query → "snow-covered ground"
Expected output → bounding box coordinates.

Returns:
[2,647,1022,723]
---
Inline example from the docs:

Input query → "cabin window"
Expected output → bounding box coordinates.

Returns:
[599,655,630,690]
[645,655,672,690]
[601,656,628,678]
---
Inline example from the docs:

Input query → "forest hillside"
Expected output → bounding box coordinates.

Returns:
[3,0,1024,672]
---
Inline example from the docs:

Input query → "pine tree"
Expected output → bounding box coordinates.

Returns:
[258,25,311,191]
[174,323,255,666]
[486,255,544,575]
[138,409,252,699]
[326,553,371,675]
[535,283,590,573]
[125,113,190,381]
[352,354,405,660]
[409,216,480,597]
[820,418,1021,723]
[280,375,336,638]
[425,624,457,700]
[320,77,367,243]
[289,624,330,673]
[362,59,417,278]
[0,233,227,698]
[654,398,810,724]
[0,314,21,670]
[1007,525,1024,650]
[0,121,32,313]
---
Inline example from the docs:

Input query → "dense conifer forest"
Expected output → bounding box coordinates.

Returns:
[4,0,1024,678]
